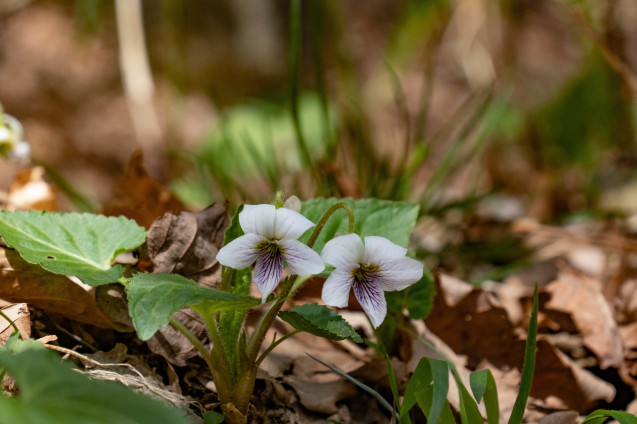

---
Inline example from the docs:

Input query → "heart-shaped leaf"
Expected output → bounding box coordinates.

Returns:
[299,198,419,253]
[278,303,362,343]
[0,211,146,286]
[127,273,260,340]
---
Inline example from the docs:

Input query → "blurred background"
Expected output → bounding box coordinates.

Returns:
[0,0,636,283]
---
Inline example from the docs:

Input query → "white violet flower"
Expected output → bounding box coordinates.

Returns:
[216,204,324,301]
[321,234,423,328]
[0,114,30,160]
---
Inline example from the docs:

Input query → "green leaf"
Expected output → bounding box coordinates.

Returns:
[385,355,400,413]
[299,198,419,253]
[127,273,260,340]
[427,358,450,424]
[203,411,225,424]
[406,268,435,319]
[470,369,499,424]
[457,378,483,424]
[507,284,539,424]
[0,211,146,286]
[402,357,449,424]
[0,338,190,424]
[582,410,637,424]
[414,388,456,424]
[402,356,433,419]
[278,303,362,343]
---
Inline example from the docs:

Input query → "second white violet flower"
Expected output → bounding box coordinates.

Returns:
[321,234,423,328]
[216,204,324,301]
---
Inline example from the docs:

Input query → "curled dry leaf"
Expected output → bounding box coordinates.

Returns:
[101,151,183,229]
[0,249,112,328]
[544,270,624,369]
[147,203,229,287]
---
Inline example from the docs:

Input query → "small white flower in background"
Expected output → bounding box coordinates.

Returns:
[216,204,324,302]
[0,114,30,160]
[321,234,423,328]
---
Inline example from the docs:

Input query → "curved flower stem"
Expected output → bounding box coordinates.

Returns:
[255,329,300,366]
[245,282,294,364]
[306,202,355,249]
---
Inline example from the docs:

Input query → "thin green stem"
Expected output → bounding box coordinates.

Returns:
[218,268,234,293]
[0,309,19,335]
[256,330,300,366]
[170,318,215,372]
[307,202,355,249]
[199,312,235,380]
[246,294,288,364]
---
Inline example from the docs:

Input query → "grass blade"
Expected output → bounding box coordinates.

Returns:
[386,354,401,415]
[306,353,397,418]
[470,369,499,424]
[582,409,637,424]
[507,283,539,424]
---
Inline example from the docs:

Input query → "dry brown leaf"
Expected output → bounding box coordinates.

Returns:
[282,375,357,415]
[6,166,57,211]
[0,302,30,343]
[426,273,523,369]
[0,249,113,328]
[147,203,228,287]
[545,270,624,369]
[538,410,579,424]
[146,308,210,367]
[101,151,184,229]
[425,273,616,413]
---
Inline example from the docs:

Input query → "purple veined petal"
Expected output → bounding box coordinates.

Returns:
[376,256,424,292]
[278,239,324,276]
[253,247,285,302]
[322,266,355,308]
[273,208,315,240]
[352,279,387,328]
[216,233,263,270]
[362,236,408,264]
[239,204,277,238]
[321,233,365,269]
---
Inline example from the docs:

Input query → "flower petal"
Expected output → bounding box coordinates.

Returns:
[322,266,355,308]
[279,239,324,276]
[376,256,424,292]
[353,279,387,328]
[273,208,315,240]
[216,233,263,269]
[321,233,365,269]
[362,236,408,264]
[239,204,276,238]
[253,248,284,302]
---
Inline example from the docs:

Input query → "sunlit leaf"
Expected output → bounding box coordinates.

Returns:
[278,303,362,343]
[299,198,419,253]
[0,211,145,286]
[127,273,259,340]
